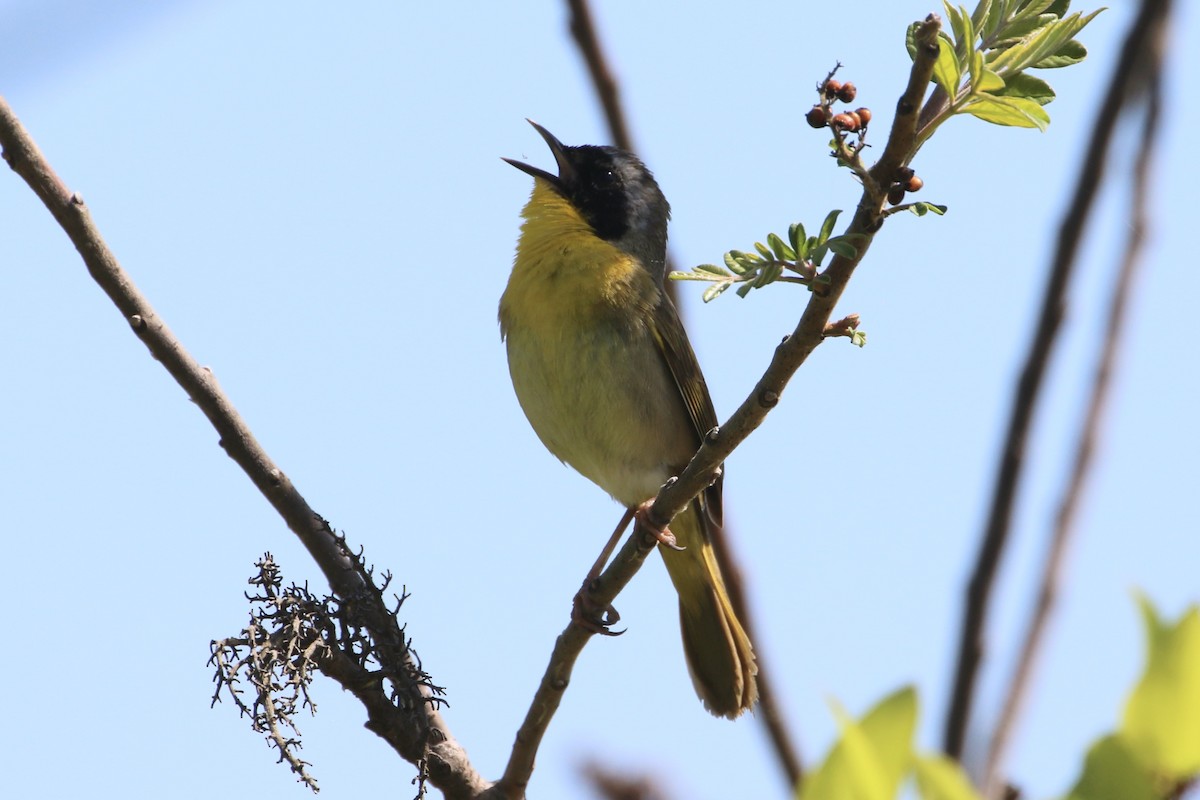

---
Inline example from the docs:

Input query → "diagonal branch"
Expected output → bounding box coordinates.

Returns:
[940,0,1174,761]
[981,1,1172,793]
[0,95,487,800]
[496,17,944,796]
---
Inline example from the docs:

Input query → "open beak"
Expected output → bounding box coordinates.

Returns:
[503,119,574,191]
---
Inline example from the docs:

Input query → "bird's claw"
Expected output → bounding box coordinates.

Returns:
[572,580,625,636]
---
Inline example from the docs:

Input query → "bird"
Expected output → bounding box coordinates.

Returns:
[498,120,758,718]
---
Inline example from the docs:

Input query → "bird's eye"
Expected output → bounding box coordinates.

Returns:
[593,169,618,190]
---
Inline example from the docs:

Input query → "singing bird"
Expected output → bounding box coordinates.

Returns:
[499,121,757,718]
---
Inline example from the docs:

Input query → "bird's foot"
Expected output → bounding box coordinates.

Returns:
[572,579,624,636]
[635,499,684,551]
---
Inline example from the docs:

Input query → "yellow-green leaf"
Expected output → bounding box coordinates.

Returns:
[963,94,1051,130]
[932,35,961,97]
[798,690,918,800]
[913,754,983,800]
[1121,594,1200,778]
[860,687,918,798]
[976,68,1005,93]
[999,72,1056,105]
[1063,734,1158,800]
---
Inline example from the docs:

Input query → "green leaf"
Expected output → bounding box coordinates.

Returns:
[1063,734,1158,800]
[944,2,974,60]
[800,708,889,800]
[723,252,746,275]
[970,0,995,35]
[913,754,983,800]
[693,263,731,276]
[1121,594,1200,778]
[1034,38,1088,68]
[906,21,922,60]
[1045,0,1071,16]
[702,282,730,303]
[980,0,1008,40]
[768,232,796,261]
[859,686,918,797]
[999,72,1056,104]
[788,222,806,258]
[990,10,1102,75]
[817,209,842,244]
[850,330,867,347]
[963,94,1051,130]
[908,202,949,216]
[827,237,859,259]
[976,67,1005,93]
[735,283,752,298]
[799,688,918,800]
[932,34,962,97]
[754,241,773,260]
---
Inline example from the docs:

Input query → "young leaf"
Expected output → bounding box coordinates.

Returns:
[827,237,859,259]
[1034,38,1087,68]
[817,209,843,244]
[999,72,1056,104]
[702,282,730,303]
[908,202,949,216]
[913,754,984,800]
[694,263,732,276]
[1063,734,1158,800]
[723,252,746,275]
[859,686,918,798]
[1121,594,1200,778]
[768,232,796,261]
[754,241,773,260]
[963,94,1050,130]
[932,35,962,97]
[788,222,806,257]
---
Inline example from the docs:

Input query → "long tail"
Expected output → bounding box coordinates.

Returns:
[659,501,758,718]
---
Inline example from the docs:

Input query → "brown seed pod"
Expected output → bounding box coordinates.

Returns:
[836,82,857,103]
[806,105,829,129]
[824,79,842,99]
[887,183,906,205]
[894,165,915,182]
[905,175,924,193]
[832,113,858,131]
[854,107,872,125]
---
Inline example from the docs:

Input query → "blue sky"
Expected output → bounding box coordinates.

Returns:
[2,2,1196,798]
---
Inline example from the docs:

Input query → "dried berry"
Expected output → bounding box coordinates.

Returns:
[854,107,872,126]
[824,79,842,99]
[832,113,857,131]
[836,82,857,103]
[887,183,906,205]
[905,175,924,193]
[806,105,829,129]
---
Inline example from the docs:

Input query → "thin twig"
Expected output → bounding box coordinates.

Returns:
[0,96,488,800]
[941,0,1173,760]
[565,0,633,152]
[981,2,1171,793]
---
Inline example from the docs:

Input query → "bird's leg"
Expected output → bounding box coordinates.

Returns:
[634,498,684,551]
[571,507,635,636]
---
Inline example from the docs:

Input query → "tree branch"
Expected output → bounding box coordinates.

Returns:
[0,95,487,799]
[981,1,1172,793]
[941,0,1173,761]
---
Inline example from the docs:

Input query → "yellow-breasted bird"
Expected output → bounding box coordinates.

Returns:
[499,121,758,718]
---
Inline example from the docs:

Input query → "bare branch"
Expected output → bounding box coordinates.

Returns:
[982,1,1172,793]
[0,96,487,799]
[941,0,1175,761]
